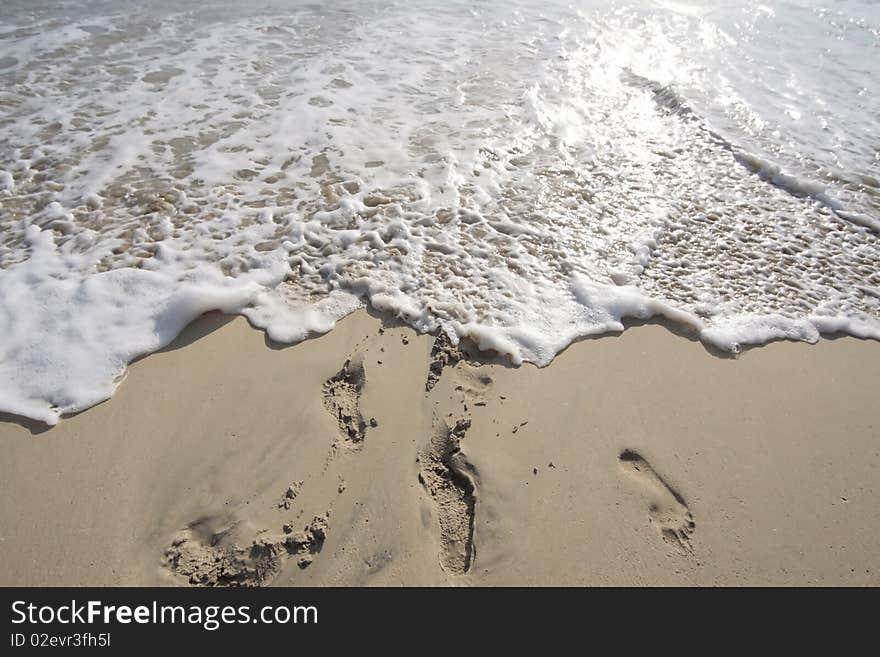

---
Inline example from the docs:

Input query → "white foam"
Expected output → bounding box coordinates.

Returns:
[0,226,275,424]
[1,0,878,425]
[243,289,363,344]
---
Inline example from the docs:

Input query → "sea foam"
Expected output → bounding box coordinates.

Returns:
[1,0,878,424]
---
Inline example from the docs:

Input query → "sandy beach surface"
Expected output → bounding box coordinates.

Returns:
[1,310,878,586]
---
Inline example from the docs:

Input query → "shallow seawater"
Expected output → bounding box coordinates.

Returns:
[1,0,878,423]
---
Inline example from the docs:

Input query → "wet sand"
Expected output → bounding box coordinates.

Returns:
[1,310,878,586]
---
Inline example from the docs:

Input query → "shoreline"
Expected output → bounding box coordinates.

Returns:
[1,309,878,585]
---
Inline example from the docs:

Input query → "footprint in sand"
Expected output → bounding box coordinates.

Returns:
[162,512,330,587]
[420,334,491,574]
[322,353,368,449]
[425,331,462,392]
[418,416,478,574]
[618,449,695,554]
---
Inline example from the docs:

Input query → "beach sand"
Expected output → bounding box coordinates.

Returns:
[1,310,878,586]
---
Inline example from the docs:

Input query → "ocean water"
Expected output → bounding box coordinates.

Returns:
[1,0,878,424]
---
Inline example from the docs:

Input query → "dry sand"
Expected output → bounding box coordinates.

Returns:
[1,309,878,586]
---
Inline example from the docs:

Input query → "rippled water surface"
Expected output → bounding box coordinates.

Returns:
[1,0,879,423]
